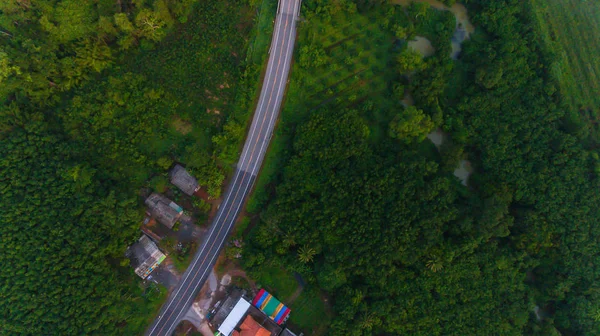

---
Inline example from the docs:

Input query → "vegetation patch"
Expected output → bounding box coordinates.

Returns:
[244,0,600,335]
[0,0,260,334]
[530,0,600,145]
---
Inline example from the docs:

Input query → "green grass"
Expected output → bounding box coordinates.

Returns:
[252,264,299,299]
[530,0,600,140]
[289,288,331,335]
[250,0,279,65]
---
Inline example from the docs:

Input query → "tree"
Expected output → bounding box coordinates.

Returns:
[389,106,434,143]
[75,39,113,73]
[0,51,20,83]
[397,48,426,73]
[298,245,317,263]
[135,9,167,42]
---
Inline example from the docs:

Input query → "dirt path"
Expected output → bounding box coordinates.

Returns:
[227,269,258,291]
[285,286,304,304]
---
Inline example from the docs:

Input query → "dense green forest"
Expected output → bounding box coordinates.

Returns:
[243,0,600,335]
[0,0,262,333]
[3,0,600,334]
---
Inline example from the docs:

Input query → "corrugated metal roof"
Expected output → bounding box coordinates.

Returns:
[218,298,251,336]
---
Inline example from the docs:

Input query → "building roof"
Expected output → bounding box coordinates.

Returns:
[145,193,183,229]
[218,298,251,336]
[279,329,298,336]
[232,316,271,336]
[127,235,166,279]
[170,164,200,196]
[252,289,291,325]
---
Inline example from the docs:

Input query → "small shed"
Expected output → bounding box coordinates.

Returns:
[170,164,200,196]
[145,193,183,229]
[126,235,166,279]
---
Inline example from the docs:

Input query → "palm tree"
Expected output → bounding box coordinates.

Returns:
[426,257,443,272]
[282,233,296,248]
[358,312,378,330]
[297,245,316,263]
[351,289,364,306]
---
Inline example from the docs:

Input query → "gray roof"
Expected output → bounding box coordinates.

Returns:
[126,235,166,279]
[145,193,183,229]
[170,165,200,196]
[281,329,300,336]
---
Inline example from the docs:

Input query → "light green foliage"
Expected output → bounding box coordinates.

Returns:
[397,47,426,73]
[156,157,173,170]
[0,51,20,82]
[75,39,113,73]
[297,245,317,263]
[389,106,434,142]
[135,9,167,41]
[51,0,96,42]
[192,198,211,214]
[393,24,409,39]
[114,13,135,33]
[299,45,329,69]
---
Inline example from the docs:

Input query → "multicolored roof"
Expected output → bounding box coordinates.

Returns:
[252,289,291,325]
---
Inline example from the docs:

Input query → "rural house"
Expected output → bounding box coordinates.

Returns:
[211,289,300,336]
[126,235,167,279]
[170,164,200,196]
[145,193,183,229]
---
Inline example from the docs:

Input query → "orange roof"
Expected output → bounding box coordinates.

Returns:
[233,316,271,336]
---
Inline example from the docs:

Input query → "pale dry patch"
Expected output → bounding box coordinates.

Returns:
[172,116,193,134]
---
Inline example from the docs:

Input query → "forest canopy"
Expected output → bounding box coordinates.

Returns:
[242,0,600,335]
[0,0,261,333]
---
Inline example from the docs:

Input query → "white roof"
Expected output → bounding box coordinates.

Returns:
[218,298,251,335]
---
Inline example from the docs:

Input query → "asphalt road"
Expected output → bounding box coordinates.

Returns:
[145,1,301,335]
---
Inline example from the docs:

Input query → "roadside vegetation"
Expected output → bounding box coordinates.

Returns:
[0,0,263,334]
[243,0,600,335]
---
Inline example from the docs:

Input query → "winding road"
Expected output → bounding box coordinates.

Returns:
[145,0,301,334]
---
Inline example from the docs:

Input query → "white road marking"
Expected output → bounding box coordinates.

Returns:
[147,1,299,334]
[147,6,289,333]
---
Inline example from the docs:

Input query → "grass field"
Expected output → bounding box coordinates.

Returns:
[288,288,331,335]
[530,0,600,137]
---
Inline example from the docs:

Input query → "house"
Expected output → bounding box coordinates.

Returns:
[170,164,200,196]
[211,289,300,336]
[233,315,271,336]
[126,235,167,279]
[145,193,183,229]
